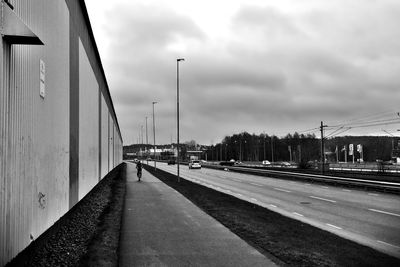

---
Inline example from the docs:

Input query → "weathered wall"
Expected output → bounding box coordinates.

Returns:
[100,93,109,178]
[78,38,99,199]
[0,0,123,265]
[0,0,70,263]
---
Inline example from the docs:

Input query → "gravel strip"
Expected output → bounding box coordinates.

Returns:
[6,163,126,267]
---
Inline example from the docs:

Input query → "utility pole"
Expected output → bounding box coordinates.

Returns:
[177,58,184,182]
[320,121,328,174]
[152,101,157,170]
[145,116,148,164]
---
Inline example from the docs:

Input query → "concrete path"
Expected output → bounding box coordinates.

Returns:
[119,163,277,266]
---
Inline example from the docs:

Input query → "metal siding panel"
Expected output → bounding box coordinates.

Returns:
[0,0,122,264]
[100,93,108,178]
[108,115,114,170]
[0,1,70,264]
[78,38,99,200]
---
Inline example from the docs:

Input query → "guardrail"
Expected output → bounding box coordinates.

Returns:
[202,164,400,193]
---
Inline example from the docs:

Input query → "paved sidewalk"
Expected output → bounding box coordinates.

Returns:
[119,163,277,266]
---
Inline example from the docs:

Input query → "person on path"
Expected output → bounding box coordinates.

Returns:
[136,161,142,181]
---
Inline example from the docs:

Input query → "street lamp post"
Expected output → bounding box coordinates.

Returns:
[152,101,157,170]
[177,58,184,182]
[145,116,148,164]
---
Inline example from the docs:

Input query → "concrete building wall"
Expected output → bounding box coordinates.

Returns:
[0,1,123,264]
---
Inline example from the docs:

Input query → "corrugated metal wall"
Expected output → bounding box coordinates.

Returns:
[0,1,123,264]
[0,1,71,264]
[100,93,109,178]
[78,38,99,200]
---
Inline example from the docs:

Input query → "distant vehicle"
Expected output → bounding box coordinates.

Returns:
[189,160,201,169]
[234,161,242,165]
[280,161,291,167]
[167,159,175,165]
[262,160,271,165]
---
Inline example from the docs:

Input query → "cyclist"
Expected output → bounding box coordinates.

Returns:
[136,160,143,181]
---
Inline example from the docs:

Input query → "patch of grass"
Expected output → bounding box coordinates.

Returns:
[145,165,400,267]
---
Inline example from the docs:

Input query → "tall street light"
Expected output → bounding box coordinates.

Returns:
[145,116,148,164]
[152,101,157,170]
[177,58,184,182]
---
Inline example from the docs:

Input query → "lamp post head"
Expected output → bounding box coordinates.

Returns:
[177,58,185,62]
[152,101,157,105]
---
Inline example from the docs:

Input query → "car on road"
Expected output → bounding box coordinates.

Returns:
[189,160,201,169]
[262,160,271,165]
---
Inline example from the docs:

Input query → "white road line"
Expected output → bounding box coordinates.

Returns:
[342,189,352,192]
[368,193,379,196]
[377,240,400,249]
[326,223,342,230]
[321,186,329,189]
[310,196,337,203]
[250,182,263,187]
[269,204,277,208]
[368,209,400,218]
[250,198,258,202]
[274,188,291,193]
[293,212,304,217]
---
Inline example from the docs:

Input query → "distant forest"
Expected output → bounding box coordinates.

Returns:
[209,132,399,163]
[123,132,399,163]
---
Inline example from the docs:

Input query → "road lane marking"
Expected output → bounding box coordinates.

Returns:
[269,204,277,208]
[342,189,352,192]
[293,212,304,217]
[250,182,263,187]
[309,196,337,203]
[368,209,400,218]
[368,193,379,196]
[377,240,400,249]
[321,186,329,189]
[250,198,258,202]
[274,188,291,193]
[326,224,342,230]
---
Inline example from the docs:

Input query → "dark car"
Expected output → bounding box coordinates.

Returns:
[167,159,176,165]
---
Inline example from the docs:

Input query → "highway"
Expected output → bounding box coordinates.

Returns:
[154,162,400,258]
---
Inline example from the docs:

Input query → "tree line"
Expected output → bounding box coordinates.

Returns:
[205,132,399,163]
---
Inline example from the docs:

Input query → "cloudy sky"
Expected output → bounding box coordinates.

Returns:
[85,0,400,145]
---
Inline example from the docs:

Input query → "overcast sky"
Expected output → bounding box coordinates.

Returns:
[85,0,400,145]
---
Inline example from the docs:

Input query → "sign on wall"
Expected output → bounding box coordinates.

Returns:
[40,59,45,98]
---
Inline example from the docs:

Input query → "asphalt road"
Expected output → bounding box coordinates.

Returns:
[155,162,400,258]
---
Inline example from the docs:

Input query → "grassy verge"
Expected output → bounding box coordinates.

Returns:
[144,165,400,267]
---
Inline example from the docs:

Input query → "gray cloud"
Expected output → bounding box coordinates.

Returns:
[98,1,400,145]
